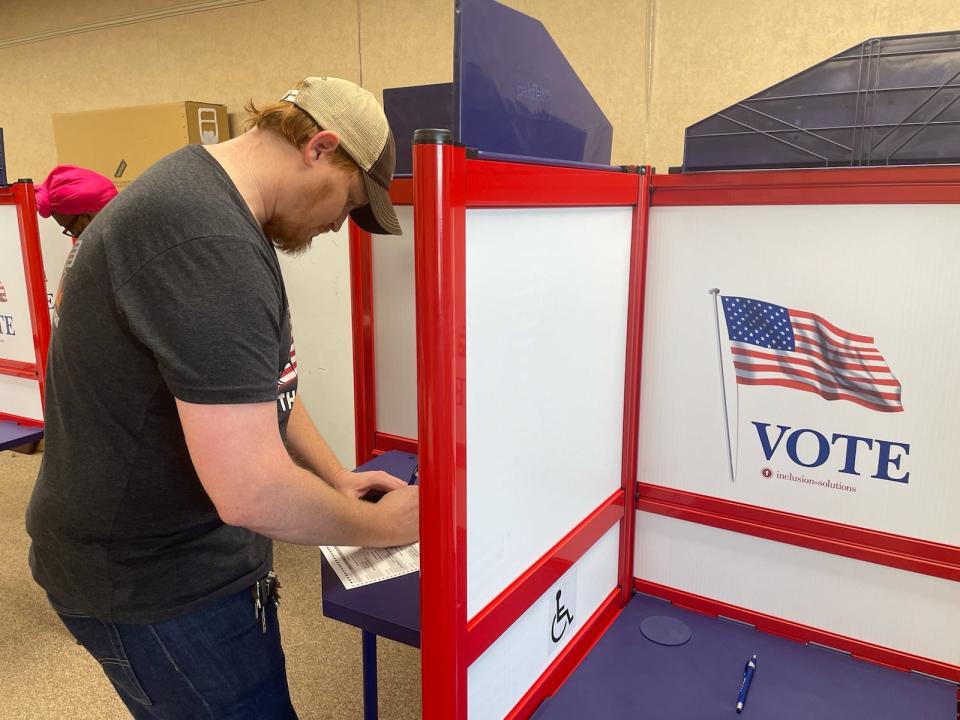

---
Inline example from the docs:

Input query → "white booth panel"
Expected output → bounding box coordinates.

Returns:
[468,524,620,720]
[372,206,417,440]
[466,206,633,617]
[635,511,960,667]
[0,374,42,422]
[39,214,71,325]
[0,204,39,364]
[277,225,357,464]
[639,204,960,546]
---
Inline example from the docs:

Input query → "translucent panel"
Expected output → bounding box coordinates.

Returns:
[466,206,632,616]
[636,513,960,666]
[469,524,619,719]
[372,206,418,441]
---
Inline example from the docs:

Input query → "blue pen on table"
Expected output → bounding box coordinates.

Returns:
[736,654,757,713]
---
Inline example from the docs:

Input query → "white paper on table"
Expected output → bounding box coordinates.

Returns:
[320,542,420,589]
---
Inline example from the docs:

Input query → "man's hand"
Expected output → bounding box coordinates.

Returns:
[330,468,419,546]
[330,468,408,499]
[373,485,420,546]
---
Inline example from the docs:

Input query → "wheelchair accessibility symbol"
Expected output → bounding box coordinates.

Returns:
[550,589,575,643]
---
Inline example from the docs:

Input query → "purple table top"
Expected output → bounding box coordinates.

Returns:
[320,451,421,648]
[0,421,43,452]
[532,593,956,719]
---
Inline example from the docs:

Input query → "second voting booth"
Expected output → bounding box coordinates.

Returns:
[332,4,960,718]
[0,178,50,449]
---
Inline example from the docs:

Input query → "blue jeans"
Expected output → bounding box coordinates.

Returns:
[48,584,299,719]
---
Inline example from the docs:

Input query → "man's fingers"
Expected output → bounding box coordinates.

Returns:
[361,470,406,491]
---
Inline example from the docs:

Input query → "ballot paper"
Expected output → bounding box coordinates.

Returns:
[320,542,420,589]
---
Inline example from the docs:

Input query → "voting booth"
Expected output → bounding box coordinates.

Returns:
[626,163,960,706]
[335,9,960,719]
[622,31,960,717]
[0,180,50,430]
[347,145,647,720]
[347,163,959,720]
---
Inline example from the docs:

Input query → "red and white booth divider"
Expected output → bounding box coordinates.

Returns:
[0,181,50,427]
[635,167,960,687]
[351,135,649,717]
[349,149,960,717]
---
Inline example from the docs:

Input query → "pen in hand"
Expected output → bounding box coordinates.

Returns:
[736,654,757,714]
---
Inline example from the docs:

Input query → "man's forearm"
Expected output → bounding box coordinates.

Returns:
[235,459,402,547]
[285,400,346,484]
[178,398,416,546]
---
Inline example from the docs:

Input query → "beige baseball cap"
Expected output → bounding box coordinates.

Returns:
[281,77,401,235]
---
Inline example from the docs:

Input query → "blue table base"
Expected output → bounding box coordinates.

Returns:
[0,421,43,452]
[362,630,378,720]
[320,452,421,720]
[532,593,956,719]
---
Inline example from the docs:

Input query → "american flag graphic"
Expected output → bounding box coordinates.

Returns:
[278,340,298,387]
[721,296,903,413]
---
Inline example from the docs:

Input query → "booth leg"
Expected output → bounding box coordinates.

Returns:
[362,630,378,720]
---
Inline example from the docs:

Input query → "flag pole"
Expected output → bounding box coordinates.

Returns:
[710,289,736,483]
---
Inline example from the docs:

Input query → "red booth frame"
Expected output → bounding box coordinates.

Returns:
[349,158,960,719]
[639,166,960,688]
[0,181,50,427]
[351,145,649,719]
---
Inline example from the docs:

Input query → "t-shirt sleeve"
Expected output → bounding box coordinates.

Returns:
[114,236,282,404]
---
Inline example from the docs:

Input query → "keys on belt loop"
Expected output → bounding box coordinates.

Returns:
[252,571,283,634]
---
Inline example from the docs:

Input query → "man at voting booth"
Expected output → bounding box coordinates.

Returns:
[26,76,418,719]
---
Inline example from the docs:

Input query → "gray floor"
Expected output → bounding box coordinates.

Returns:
[0,448,421,720]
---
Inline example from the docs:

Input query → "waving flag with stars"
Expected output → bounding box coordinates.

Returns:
[720,296,903,413]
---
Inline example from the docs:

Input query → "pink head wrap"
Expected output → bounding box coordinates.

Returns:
[35,165,118,218]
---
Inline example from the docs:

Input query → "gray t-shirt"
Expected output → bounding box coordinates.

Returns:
[26,145,299,623]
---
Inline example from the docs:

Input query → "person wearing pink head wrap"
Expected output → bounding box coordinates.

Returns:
[35,165,118,242]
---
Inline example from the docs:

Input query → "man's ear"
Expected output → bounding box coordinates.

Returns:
[303,130,341,166]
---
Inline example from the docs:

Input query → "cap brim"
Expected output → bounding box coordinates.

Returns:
[351,172,402,235]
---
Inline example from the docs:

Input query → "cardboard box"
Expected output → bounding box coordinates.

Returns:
[52,101,230,191]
